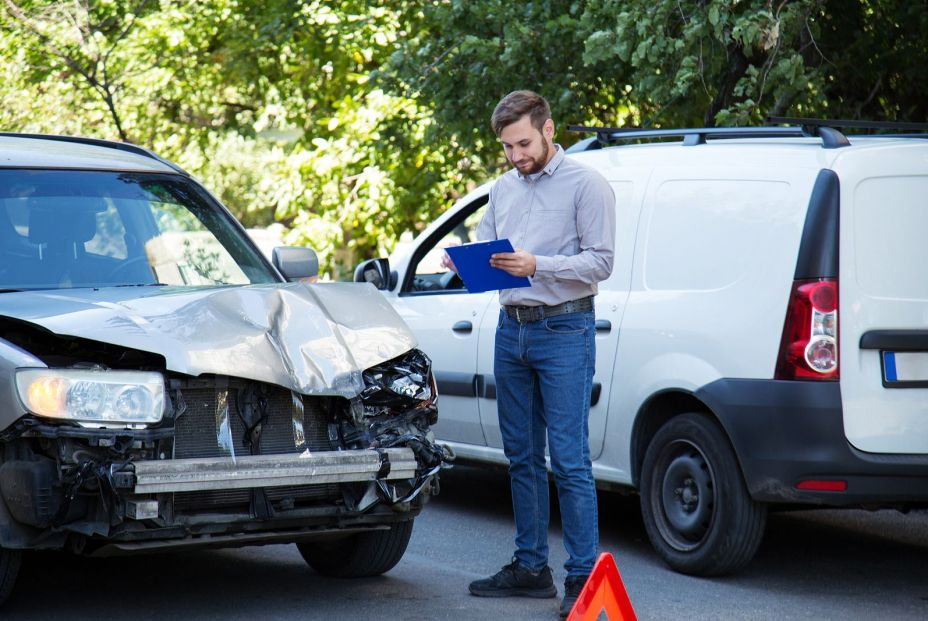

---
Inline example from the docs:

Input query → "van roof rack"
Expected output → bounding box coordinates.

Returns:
[567,117,928,152]
[0,132,187,174]
[765,116,928,133]
[567,123,850,150]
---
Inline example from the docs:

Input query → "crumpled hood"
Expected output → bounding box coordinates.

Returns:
[0,283,417,397]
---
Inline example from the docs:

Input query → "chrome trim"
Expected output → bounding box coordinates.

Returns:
[132,448,417,493]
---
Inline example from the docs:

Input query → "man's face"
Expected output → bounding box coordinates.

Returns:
[499,115,554,175]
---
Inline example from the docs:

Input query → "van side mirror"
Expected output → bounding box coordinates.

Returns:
[272,246,319,282]
[354,258,392,290]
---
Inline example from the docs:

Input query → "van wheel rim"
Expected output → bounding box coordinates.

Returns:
[657,441,714,550]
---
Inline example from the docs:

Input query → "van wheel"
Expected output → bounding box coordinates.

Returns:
[297,519,414,578]
[640,413,766,576]
[0,547,21,606]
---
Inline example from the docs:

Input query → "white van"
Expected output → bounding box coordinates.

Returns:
[355,119,928,575]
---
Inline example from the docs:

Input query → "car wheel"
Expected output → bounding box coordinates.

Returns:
[640,412,767,576]
[0,547,21,607]
[297,519,414,578]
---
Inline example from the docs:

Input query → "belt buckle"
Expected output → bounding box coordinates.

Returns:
[514,306,538,322]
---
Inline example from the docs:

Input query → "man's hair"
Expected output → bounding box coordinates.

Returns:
[491,90,551,137]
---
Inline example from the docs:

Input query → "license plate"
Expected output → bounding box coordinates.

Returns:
[882,351,928,387]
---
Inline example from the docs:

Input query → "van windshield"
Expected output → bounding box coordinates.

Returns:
[0,169,278,290]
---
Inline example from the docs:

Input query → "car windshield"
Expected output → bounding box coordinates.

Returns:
[0,169,278,290]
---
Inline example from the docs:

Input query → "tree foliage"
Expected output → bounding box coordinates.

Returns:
[388,0,928,153]
[1,1,925,277]
[0,0,477,278]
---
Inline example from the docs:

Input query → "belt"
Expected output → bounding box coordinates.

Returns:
[503,296,594,323]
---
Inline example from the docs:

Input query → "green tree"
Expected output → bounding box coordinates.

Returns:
[385,0,620,163]
[387,0,928,153]
[3,1,925,278]
[0,0,477,278]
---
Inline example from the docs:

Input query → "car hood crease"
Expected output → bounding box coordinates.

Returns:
[0,282,417,397]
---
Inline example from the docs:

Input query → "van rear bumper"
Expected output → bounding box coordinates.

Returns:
[696,379,928,506]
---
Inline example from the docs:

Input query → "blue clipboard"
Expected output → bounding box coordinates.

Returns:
[444,239,531,293]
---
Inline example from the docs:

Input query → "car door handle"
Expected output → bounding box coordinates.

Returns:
[435,371,478,397]
[595,320,611,333]
[452,320,473,334]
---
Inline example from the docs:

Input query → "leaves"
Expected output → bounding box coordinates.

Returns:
[2,0,925,279]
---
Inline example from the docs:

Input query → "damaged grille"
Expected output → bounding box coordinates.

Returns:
[173,380,339,511]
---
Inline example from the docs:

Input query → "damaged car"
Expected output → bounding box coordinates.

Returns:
[0,133,448,606]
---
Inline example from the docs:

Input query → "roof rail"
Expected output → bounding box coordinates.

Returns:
[0,132,187,174]
[765,116,928,133]
[566,123,850,150]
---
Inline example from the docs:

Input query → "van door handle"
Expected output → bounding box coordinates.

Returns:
[452,320,473,334]
[595,320,611,333]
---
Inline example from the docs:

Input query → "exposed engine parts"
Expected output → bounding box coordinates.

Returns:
[0,348,448,551]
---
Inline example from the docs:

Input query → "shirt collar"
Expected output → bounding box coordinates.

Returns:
[518,144,564,181]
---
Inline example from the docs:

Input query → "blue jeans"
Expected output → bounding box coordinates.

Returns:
[494,308,599,577]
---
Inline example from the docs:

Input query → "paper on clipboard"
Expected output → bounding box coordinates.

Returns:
[444,239,531,293]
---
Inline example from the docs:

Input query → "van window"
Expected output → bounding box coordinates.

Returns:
[644,179,792,290]
[853,176,928,299]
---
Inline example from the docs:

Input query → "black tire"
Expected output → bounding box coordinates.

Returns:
[0,547,21,607]
[297,519,414,578]
[640,413,767,576]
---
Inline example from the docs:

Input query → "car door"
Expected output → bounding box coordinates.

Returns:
[835,145,928,454]
[387,194,495,446]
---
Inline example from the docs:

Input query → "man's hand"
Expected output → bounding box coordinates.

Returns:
[440,242,460,273]
[490,249,536,277]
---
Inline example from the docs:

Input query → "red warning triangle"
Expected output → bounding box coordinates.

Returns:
[566,553,638,621]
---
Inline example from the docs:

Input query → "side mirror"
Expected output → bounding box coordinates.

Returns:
[272,246,319,282]
[354,258,391,290]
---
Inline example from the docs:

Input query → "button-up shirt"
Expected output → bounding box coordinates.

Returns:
[476,145,617,306]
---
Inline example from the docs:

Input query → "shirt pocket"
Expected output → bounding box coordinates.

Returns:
[533,208,577,250]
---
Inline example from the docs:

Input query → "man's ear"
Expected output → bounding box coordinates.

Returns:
[543,118,555,140]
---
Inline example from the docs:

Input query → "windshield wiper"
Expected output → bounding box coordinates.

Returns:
[0,288,24,293]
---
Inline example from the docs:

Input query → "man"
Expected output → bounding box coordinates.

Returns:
[466,90,616,617]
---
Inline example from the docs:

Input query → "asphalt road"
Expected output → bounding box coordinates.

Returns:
[5,463,928,620]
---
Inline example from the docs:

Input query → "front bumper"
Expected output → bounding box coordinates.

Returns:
[132,448,418,493]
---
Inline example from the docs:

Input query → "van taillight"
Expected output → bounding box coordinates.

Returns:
[775,279,839,380]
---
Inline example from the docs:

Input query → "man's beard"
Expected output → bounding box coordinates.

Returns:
[513,139,549,174]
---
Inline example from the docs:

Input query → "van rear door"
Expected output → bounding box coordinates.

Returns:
[837,141,928,454]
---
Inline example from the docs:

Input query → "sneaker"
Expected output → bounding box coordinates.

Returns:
[468,559,557,598]
[559,574,588,617]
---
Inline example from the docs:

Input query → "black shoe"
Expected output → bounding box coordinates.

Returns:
[559,574,588,617]
[468,559,557,598]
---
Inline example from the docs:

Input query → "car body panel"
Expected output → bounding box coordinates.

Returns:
[833,142,928,453]
[389,289,495,446]
[0,282,416,429]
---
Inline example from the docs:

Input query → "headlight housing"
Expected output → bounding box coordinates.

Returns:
[359,349,436,413]
[15,368,165,426]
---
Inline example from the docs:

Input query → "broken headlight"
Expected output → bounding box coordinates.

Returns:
[15,368,165,426]
[358,349,436,413]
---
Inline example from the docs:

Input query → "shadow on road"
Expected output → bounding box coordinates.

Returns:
[3,463,928,620]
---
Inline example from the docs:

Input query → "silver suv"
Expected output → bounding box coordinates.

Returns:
[0,134,445,606]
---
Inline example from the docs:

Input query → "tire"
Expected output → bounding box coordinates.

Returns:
[640,413,767,576]
[297,519,414,578]
[0,547,21,607]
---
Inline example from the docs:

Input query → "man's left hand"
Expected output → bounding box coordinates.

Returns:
[490,249,536,277]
